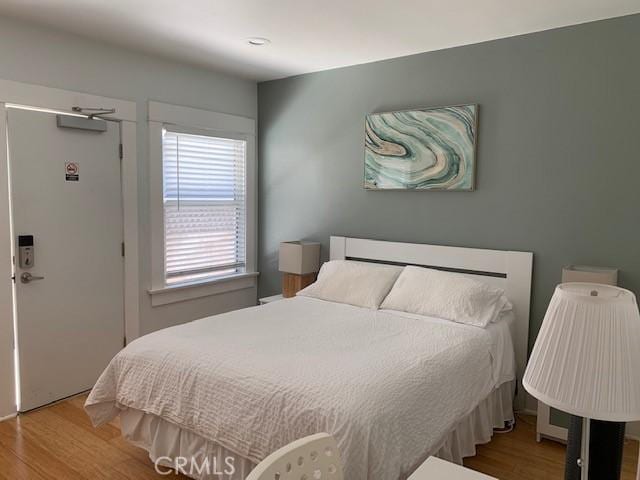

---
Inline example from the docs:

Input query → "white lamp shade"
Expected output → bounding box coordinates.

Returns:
[278,241,320,275]
[523,283,640,422]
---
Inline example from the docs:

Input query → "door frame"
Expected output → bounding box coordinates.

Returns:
[0,78,139,418]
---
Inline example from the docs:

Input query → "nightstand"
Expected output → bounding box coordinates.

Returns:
[409,457,496,479]
[258,294,284,305]
[536,401,568,443]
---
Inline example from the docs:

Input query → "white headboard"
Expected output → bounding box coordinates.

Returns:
[330,236,533,411]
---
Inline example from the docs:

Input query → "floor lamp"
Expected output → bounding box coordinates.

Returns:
[523,283,640,480]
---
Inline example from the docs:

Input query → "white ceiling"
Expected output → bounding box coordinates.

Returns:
[1,0,638,81]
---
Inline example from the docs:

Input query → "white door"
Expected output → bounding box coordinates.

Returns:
[7,108,124,411]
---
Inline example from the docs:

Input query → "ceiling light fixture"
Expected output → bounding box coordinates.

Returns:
[247,37,271,46]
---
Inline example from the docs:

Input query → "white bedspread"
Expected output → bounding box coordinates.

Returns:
[86,296,515,480]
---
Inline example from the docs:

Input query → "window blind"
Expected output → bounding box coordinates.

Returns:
[162,130,246,284]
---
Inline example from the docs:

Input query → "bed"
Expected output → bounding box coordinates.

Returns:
[86,236,533,480]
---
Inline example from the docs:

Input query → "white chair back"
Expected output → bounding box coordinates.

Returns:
[246,433,344,480]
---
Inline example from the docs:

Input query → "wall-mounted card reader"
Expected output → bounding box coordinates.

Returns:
[18,235,34,269]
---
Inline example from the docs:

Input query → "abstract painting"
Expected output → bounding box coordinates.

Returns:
[364,104,477,190]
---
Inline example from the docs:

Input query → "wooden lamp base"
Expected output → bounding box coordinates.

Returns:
[282,272,316,298]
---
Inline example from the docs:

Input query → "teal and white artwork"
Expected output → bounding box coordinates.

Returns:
[364,104,477,190]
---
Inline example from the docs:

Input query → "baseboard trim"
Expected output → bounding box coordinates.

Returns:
[518,408,538,416]
[0,412,17,422]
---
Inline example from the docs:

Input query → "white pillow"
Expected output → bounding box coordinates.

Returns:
[297,260,402,309]
[380,265,511,327]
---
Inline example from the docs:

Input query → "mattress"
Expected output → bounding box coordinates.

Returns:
[86,296,516,480]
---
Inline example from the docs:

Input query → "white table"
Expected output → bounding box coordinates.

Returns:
[258,294,284,305]
[409,457,496,479]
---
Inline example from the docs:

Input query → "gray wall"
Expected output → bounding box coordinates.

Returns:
[0,16,258,335]
[258,14,640,352]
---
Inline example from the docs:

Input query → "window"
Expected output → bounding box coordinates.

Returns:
[148,101,256,305]
[162,129,246,285]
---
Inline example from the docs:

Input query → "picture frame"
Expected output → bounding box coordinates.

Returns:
[364,104,478,191]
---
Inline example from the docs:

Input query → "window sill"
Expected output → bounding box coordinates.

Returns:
[148,272,259,307]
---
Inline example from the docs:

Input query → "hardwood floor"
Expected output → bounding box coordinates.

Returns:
[0,395,637,479]
[464,414,639,480]
[0,395,189,480]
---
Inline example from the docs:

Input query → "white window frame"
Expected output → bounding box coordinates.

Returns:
[148,101,257,306]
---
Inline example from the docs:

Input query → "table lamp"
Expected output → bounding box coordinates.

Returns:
[523,283,640,480]
[278,241,320,298]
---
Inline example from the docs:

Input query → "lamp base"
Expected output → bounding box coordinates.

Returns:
[282,272,316,298]
[588,420,625,480]
[565,415,583,480]
[565,414,626,480]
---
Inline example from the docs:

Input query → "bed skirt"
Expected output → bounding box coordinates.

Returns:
[433,380,515,463]
[120,380,515,479]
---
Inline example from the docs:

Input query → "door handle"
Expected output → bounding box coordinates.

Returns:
[20,272,44,284]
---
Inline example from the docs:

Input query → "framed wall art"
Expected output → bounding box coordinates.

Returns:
[364,104,477,190]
